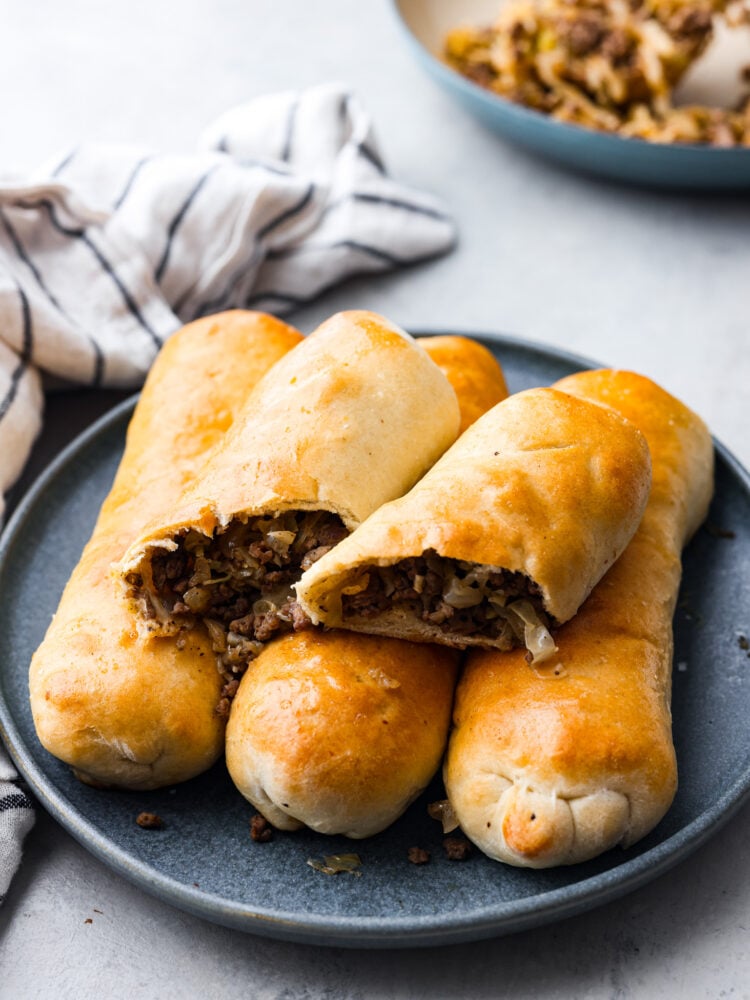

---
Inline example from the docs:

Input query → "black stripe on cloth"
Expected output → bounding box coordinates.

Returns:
[357,140,385,174]
[0,285,33,423]
[84,236,163,352]
[113,155,152,210]
[279,97,299,163]
[256,183,315,242]
[213,147,293,176]
[321,190,451,223]
[212,136,294,179]
[265,238,409,267]
[244,261,391,310]
[338,91,351,125]
[0,208,72,319]
[17,197,163,353]
[154,166,220,285]
[239,158,292,177]
[188,243,263,320]
[0,206,105,386]
[339,92,386,174]
[174,169,308,319]
[244,241,447,311]
[51,147,78,177]
[245,289,316,310]
[0,790,33,812]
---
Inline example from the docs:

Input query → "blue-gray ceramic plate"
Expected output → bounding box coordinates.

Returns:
[1,333,750,949]
[392,0,750,189]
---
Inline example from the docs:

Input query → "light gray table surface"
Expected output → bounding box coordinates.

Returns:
[1,1,749,997]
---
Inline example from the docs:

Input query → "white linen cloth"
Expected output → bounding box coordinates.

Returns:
[0,749,34,904]
[0,82,455,903]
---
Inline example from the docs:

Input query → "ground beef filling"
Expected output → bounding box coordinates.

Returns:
[127,510,347,687]
[340,550,555,651]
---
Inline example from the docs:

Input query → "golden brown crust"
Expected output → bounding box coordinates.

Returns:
[556,369,714,549]
[420,335,509,434]
[296,386,652,637]
[444,370,714,867]
[29,311,302,789]
[223,333,503,840]
[225,629,459,838]
[117,310,461,597]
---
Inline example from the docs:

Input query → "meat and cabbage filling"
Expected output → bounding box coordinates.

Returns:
[340,550,558,662]
[445,0,750,146]
[125,510,346,689]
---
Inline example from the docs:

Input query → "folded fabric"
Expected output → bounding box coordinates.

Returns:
[0,745,34,905]
[0,81,455,904]
[0,81,455,525]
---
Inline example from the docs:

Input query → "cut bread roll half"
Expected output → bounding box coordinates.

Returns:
[116,310,460,682]
[225,333,509,836]
[295,385,652,663]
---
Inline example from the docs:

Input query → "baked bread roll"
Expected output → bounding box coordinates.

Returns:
[444,369,714,867]
[419,335,508,435]
[29,311,302,789]
[226,630,460,837]
[296,387,652,661]
[117,310,460,681]
[225,334,508,837]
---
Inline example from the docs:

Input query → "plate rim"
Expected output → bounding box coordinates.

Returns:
[2,330,750,948]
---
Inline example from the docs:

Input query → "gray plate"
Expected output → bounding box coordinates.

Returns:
[2,332,750,949]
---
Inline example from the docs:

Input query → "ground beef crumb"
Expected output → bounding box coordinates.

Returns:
[566,17,603,56]
[250,814,274,843]
[739,635,749,654]
[136,811,164,830]
[214,696,231,719]
[222,678,240,700]
[443,836,473,861]
[407,846,431,865]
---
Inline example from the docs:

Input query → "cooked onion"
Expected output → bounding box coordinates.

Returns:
[442,573,484,608]
[307,853,363,876]
[266,530,295,556]
[428,799,460,834]
[182,586,212,613]
[506,599,558,664]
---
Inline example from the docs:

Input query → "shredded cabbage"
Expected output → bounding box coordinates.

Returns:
[442,575,484,608]
[438,565,557,661]
[427,799,460,834]
[505,599,559,664]
[266,530,295,557]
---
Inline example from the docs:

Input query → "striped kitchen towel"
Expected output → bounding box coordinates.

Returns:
[0,745,34,905]
[0,81,455,902]
[0,81,455,525]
